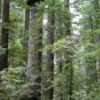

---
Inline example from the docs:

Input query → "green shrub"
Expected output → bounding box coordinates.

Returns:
[0,67,26,100]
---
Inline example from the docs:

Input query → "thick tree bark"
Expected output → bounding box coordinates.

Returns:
[44,0,55,100]
[27,6,42,100]
[0,0,10,71]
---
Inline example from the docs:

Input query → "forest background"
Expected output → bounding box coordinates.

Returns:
[0,0,100,100]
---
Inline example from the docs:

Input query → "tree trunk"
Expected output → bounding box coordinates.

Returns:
[27,6,42,100]
[63,0,74,100]
[0,0,2,19]
[0,0,10,71]
[94,0,100,82]
[24,8,30,48]
[44,0,55,100]
[23,8,30,63]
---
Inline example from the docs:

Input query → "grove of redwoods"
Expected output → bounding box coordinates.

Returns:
[0,0,100,100]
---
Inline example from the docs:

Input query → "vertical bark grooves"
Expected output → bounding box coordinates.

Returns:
[27,7,37,78]
[24,8,30,48]
[27,6,42,100]
[45,0,55,100]
[0,0,10,70]
[25,9,30,32]
[23,8,30,62]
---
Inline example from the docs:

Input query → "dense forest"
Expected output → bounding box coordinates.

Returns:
[0,0,100,100]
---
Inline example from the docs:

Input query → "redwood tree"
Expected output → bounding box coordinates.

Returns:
[44,0,55,100]
[26,2,43,100]
[0,0,10,71]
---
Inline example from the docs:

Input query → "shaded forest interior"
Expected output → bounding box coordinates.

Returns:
[0,0,100,100]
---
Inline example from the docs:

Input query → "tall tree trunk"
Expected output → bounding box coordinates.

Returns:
[0,0,2,20]
[0,0,10,71]
[44,0,55,100]
[0,0,2,42]
[27,6,42,100]
[63,0,73,100]
[24,8,30,48]
[94,0,100,82]
[23,8,30,63]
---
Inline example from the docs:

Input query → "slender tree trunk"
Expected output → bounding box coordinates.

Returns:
[94,0,100,82]
[58,59,63,100]
[63,0,74,100]
[69,60,73,100]
[44,0,55,100]
[24,8,30,48]
[0,0,2,19]
[23,8,30,63]
[0,0,10,71]
[0,0,2,42]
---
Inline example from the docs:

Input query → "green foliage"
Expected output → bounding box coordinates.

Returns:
[0,67,26,100]
[0,0,100,100]
[0,46,6,55]
[8,39,25,67]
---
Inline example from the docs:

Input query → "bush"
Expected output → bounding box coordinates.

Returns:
[0,67,26,100]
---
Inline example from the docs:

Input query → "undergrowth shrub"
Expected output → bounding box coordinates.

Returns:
[0,67,26,100]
